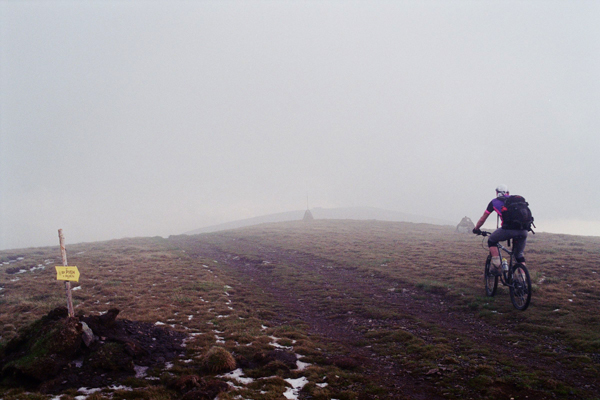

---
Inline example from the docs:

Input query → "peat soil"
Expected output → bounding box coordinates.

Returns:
[180,238,600,400]
[0,307,186,394]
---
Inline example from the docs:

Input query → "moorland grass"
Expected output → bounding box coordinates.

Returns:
[1,221,600,399]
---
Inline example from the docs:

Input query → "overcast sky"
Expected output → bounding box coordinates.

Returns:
[1,1,599,250]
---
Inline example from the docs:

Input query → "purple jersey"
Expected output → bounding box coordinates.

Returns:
[486,196,508,224]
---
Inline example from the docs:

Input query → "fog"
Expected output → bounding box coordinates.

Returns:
[1,1,599,250]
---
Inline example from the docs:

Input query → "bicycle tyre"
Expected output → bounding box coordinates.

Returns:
[484,255,498,297]
[509,263,531,311]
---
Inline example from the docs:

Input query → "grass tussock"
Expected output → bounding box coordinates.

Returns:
[200,346,236,373]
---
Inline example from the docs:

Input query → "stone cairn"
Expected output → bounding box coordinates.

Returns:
[456,216,475,233]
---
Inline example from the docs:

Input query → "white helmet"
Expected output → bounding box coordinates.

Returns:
[495,184,509,197]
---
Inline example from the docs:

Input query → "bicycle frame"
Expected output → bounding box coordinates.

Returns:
[495,242,514,286]
[479,230,532,310]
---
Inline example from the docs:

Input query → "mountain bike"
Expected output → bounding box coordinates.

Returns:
[477,231,532,311]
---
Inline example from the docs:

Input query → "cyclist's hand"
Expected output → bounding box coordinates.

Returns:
[472,228,481,235]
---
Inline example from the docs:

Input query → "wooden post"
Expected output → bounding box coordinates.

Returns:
[58,229,75,317]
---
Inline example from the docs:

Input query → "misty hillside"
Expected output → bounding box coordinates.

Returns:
[185,206,454,235]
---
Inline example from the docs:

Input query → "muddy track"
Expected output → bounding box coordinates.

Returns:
[183,239,599,399]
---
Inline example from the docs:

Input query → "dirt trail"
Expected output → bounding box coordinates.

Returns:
[184,239,599,399]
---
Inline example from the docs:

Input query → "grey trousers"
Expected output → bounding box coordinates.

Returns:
[488,228,528,263]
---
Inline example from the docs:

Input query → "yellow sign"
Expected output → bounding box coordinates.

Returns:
[55,266,80,282]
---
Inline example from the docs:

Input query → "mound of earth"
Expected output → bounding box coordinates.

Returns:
[0,307,186,394]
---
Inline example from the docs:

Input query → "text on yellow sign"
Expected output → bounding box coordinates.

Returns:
[55,266,80,282]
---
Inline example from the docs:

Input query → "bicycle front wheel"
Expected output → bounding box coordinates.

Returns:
[509,263,531,311]
[484,255,498,297]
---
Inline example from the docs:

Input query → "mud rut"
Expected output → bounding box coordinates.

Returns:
[183,239,598,399]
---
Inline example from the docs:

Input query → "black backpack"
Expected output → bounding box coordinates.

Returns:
[501,195,535,231]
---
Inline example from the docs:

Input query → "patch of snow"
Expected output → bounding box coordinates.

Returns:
[155,321,166,325]
[165,362,174,370]
[188,315,193,320]
[72,286,82,291]
[296,360,311,371]
[269,336,293,350]
[271,342,292,349]
[134,365,148,378]
[109,385,132,391]
[317,382,329,388]
[78,387,102,395]
[224,381,244,390]
[219,368,254,385]
[283,377,309,399]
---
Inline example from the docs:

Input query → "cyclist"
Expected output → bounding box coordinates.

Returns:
[472,184,528,275]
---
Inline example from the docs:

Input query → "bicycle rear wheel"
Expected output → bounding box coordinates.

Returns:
[484,255,498,297]
[509,263,531,311]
